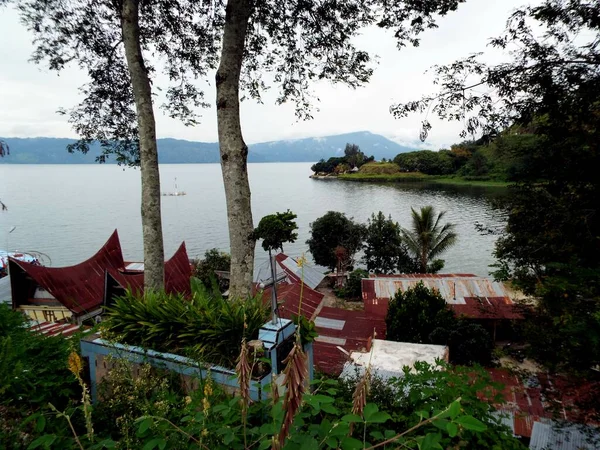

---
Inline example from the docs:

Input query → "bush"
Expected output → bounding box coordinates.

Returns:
[385,281,455,344]
[101,281,270,368]
[345,268,369,299]
[431,321,494,366]
[191,248,230,293]
[0,304,80,449]
[385,283,494,365]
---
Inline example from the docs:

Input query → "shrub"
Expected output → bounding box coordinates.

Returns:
[102,281,270,368]
[344,268,369,300]
[385,281,456,344]
[431,321,494,366]
[191,248,230,293]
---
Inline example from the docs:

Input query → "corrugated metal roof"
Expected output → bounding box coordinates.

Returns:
[529,421,600,450]
[276,253,325,290]
[28,320,91,338]
[312,306,386,375]
[0,276,11,303]
[362,275,522,320]
[365,276,510,303]
[261,281,324,321]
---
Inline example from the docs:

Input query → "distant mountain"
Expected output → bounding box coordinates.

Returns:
[0,132,413,164]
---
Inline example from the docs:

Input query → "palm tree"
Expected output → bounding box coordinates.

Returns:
[401,206,457,273]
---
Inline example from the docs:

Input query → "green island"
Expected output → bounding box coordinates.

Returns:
[310,134,538,188]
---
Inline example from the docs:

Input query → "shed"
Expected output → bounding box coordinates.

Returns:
[361,274,524,341]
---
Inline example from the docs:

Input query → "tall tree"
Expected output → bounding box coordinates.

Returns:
[214,0,465,298]
[306,211,365,272]
[120,0,163,290]
[19,0,465,298]
[363,211,413,274]
[391,0,600,370]
[400,206,457,273]
[18,0,218,291]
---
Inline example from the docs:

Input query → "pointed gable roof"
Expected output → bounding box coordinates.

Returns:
[10,230,124,315]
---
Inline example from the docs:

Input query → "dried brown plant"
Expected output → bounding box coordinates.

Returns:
[236,338,252,416]
[277,341,308,446]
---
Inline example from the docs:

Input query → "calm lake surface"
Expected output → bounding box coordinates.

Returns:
[0,163,506,277]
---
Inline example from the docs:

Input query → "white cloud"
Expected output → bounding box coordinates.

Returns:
[0,0,538,146]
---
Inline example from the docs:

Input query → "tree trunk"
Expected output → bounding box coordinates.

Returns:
[121,0,165,291]
[216,0,254,299]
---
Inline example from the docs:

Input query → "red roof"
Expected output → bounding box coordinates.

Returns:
[262,281,324,320]
[10,231,192,316]
[109,242,192,297]
[362,275,523,320]
[454,296,523,320]
[10,230,124,315]
[486,368,600,437]
[312,306,386,375]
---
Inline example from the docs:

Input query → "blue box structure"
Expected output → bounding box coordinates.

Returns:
[81,318,314,402]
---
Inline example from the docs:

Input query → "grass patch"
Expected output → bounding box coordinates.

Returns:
[338,172,429,182]
[357,161,401,175]
[336,172,509,187]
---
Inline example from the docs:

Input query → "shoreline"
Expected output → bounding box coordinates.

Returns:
[310,173,510,188]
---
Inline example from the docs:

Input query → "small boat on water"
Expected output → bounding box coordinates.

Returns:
[0,250,41,278]
[161,177,187,196]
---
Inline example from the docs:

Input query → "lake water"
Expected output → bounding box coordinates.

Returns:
[0,163,506,276]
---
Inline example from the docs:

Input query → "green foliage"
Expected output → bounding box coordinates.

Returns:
[8,322,521,450]
[306,211,366,271]
[311,144,374,174]
[102,285,270,368]
[431,321,494,366]
[363,211,414,274]
[385,284,493,365]
[357,162,399,175]
[400,206,457,273]
[385,282,456,345]
[252,210,298,253]
[126,367,518,450]
[393,150,454,175]
[0,305,81,449]
[291,314,319,345]
[335,268,369,300]
[311,156,348,174]
[390,0,600,371]
[191,248,231,293]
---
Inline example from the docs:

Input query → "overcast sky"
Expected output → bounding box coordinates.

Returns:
[0,0,537,148]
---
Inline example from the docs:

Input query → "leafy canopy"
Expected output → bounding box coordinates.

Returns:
[385,281,456,345]
[19,0,467,164]
[363,211,413,274]
[252,210,298,253]
[391,0,600,371]
[306,211,366,271]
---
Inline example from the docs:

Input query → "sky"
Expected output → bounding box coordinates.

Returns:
[0,0,538,148]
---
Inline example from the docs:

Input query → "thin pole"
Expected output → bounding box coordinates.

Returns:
[269,249,278,324]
